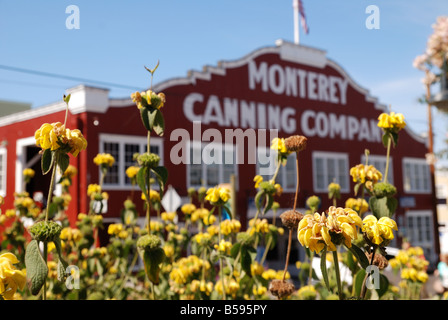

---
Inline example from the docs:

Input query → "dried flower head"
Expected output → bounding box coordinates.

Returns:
[366,252,389,270]
[269,279,295,299]
[280,210,304,229]
[284,135,307,153]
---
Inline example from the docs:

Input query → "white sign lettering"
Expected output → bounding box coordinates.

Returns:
[248,61,348,104]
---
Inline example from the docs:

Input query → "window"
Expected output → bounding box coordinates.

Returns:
[405,210,434,261]
[312,151,349,193]
[187,142,238,188]
[255,147,297,191]
[403,158,431,194]
[99,134,163,190]
[361,154,393,185]
[0,148,6,197]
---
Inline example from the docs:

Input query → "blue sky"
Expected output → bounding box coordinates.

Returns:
[1,0,448,160]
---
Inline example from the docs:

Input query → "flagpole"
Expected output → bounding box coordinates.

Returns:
[293,0,300,44]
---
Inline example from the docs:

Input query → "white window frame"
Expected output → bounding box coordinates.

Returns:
[312,151,350,193]
[0,147,6,197]
[186,141,239,189]
[402,157,431,194]
[255,146,297,192]
[99,133,163,190]
[361,154,393,185]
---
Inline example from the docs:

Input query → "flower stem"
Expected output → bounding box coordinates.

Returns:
[383,135,392,184]
[360,246,377,299]
[45,154,59,222]
[146,131,152,234]
[332,250,343,300]
[282,229,293,281]
[218,206,227,300]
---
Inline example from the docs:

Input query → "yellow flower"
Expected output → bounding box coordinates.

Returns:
[181,203,196,215]
[345,198,369,215]
[214,239,232,255]
[87,184,101,196]
[377,112,406,131]
[0,253,26,300]
[362,215,398,246]
[297,206,362,253]
[93,153,115,167]
[205,186,230,205]
[161,211,176,222]
[65,128,87,157]
[23,168,35,178]
[253,175,263,188]
[35,122,63,151]
[270,137,291,155]
[108,223,123,236]
[125,166,140,179]
[63,165,78,178]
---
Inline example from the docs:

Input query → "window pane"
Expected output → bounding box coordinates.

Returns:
[189,147,202,186]
[315,157,325,190]
[103,142,119,184]
[124,144,140,184]
[337,158,347,189]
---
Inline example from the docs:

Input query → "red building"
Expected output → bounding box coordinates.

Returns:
[0,41,440,266]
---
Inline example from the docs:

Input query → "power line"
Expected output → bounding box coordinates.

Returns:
[0,64,142,91]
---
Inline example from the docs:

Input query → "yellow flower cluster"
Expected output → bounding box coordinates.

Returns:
[93,153,115,167]
[63,165,78,179]
[190,279,214,296]
[22,168,35,178]
[193,232,212,245]
[270,137,291,156]
[161,211,176,222]
[261,269,290,281]
[205,186,230,204]
[60,227,82,243]
[141,190,161,203]
[87,184,101,196]
[298,206,362,253]
[181,203,196,215]
[150,220,163,232]
[377,112,406,131]
[190,208,210,223]
[0,253,26,300]
[169,255,210,285]
[35,122,87,157]
[214,277,240,297]
[389,246,429,284]
[131,90,166,110]
[107,223,127,239]
[125,166,140,179]
[296,285,318,300]
[349,164,383,192]
[219,219,241,236]
[345,197,369,215]
[214,239,232,255]
[248,218,270,235]
[361,215,398,246]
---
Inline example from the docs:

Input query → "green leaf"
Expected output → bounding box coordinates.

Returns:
[58,152,70,173]
[254,190,264,212]
[261,193,274,215]
[54,236,69,282]
[352,268,366,297]
[136,166,148,197]
[140,108,151,131]
[41,148,54,175]
[376,273,390,298]
[381,133,390,148]
[230,242,241,259]
[369,196,397,219]
[25,240,48,295]
[150,166,168,194]
[320,247,331,291]
[142,248,166,284]
[152,109,165,136]
[63,94,71,104]
[346,243,370,269]
[240,246,252,276]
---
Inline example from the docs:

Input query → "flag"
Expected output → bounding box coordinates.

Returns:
[298,0,309,34]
